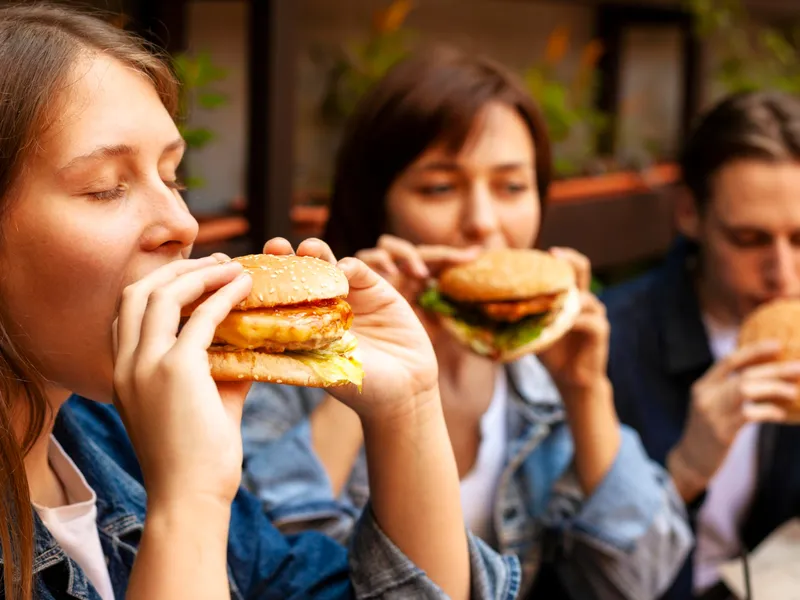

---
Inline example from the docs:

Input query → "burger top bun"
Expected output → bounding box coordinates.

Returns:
[182,254,349,316]
[233,254,349,309]
[437,248,576,303]
[738,298,800,360]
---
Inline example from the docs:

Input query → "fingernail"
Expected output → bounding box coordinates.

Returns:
[212,252,231,263]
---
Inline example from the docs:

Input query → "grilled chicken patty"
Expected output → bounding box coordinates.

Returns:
[210,298,353,351]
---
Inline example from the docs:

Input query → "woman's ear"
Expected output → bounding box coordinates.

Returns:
[674,186,702,241]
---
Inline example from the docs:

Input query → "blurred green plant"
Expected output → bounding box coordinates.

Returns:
[172,51,229,189]
[522,27,610,178]
[318,0,415,125]
[685,0,800,95]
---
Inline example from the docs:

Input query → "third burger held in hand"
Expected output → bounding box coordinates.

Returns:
[738,297,800,421]
[418,248,580,362]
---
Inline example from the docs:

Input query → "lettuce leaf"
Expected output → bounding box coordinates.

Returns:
[287,332,364,389]
[290,351,364,389]
[418,286,547,354]
[494,317,546,351]
[418,286,458,316]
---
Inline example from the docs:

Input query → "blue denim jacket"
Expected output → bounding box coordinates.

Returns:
[4,395,521,600]
[242,356,693,600]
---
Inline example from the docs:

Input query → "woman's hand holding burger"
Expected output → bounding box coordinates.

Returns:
[261,237,471,599]
[112,254,254,515]
[261,236,446,421]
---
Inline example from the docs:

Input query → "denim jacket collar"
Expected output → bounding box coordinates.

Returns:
[505,356,565,431]
[0,400,146,598]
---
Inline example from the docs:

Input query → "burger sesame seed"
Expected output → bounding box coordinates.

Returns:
[291,276,297,282]
[276,379,283,384]
[270,274,277,279]
[237,374,244,379]
[258,293,264,301]
[292,285,299,291]
[301,277,306,282]
[269,288,275,294]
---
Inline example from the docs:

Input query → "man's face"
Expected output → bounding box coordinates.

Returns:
[693,159,800,324]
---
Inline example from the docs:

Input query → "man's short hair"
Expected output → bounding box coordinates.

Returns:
[681,91,800,210]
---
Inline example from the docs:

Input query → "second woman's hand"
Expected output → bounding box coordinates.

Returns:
[538,247,609,394]
[537,247,622,495]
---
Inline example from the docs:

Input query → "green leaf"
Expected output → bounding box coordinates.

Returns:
[198,92,227,109]
[494,316,546,352]
[418,287,457,317]
[185,175,206,189]
[181,127,215,149]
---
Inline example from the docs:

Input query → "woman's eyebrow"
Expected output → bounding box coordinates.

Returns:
[58,138,185,174]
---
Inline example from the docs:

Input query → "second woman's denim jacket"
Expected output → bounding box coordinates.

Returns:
[242,356,693,599]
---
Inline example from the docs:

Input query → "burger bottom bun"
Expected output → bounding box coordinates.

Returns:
[209,349,352,387]
[440,286,581,363]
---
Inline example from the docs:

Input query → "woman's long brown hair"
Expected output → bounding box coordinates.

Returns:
[0,4,177,598]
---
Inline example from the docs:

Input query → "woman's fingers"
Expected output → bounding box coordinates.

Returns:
[375,235,481,279]
[261,237,295,256]
[337,257,382,292]
[356,248,400,278]
[175,272,253,352]
[377,235,429,278]
[549,246,591,292]
[136,262,245,360]
[116,256,222,366]
[415,245,482,275]
[296,238,338,264]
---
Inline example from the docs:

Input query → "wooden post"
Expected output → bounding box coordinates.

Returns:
[246,0,297,253]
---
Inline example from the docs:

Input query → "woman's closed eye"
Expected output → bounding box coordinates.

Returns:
[89,178,186,201]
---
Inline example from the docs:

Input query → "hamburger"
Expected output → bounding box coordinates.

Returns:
[418,248,580,362]
[738,297,800,420]
[183,254,363,388]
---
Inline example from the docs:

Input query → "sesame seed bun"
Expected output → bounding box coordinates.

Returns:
[233,254,349,309]
[739,298,800,419]
[438,248,575,303]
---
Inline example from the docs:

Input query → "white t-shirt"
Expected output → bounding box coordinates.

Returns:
[693,315,760,594]
[459,368,508,544]
[33,436,116,600]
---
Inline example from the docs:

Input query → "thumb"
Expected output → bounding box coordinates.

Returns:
[337,257,382,291]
